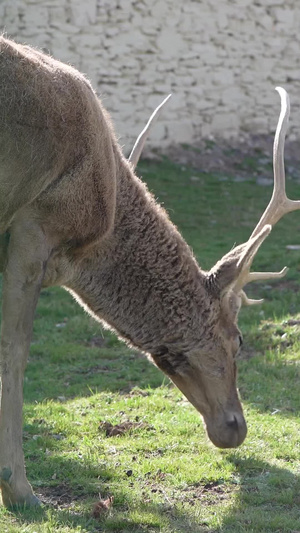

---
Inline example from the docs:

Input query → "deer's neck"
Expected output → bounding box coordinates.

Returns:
[68,158,208,356]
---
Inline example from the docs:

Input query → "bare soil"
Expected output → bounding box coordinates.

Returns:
[36,484,84,508]
[146,134,300,182]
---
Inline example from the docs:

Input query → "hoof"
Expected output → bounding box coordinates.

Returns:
[0,467,40,508]
[26,494,41,507]
[14,493,41,508]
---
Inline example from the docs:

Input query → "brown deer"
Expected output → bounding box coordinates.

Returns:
[0,36,299,508]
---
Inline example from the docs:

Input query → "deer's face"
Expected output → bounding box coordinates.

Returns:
[153,289,246,448]
[176,291,246,448]
[132,87,296,450]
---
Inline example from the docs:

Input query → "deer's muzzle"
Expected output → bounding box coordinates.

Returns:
[205,410,247,448]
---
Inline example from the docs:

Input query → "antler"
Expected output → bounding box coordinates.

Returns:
[234,87,300,304]
[130,88,299,306]
[251,87,300,238]
[128,94,172,169]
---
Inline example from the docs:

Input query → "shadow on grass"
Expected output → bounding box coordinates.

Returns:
[237,317,300,417]
[25,330,300,419]
[10,453,300,532]
[9,453,209,533]
[12,501,209,533]
[218,455,300,532]
[238,356,300,418]
[24,342,166,404]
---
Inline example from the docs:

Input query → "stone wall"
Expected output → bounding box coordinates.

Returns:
[2,0,300,152]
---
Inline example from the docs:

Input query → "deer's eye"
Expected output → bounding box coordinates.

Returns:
[233,334,243,358]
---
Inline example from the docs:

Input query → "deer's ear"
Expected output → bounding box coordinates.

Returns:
[207,225,272,295]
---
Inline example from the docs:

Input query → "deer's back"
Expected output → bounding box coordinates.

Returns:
[0,37,117,245]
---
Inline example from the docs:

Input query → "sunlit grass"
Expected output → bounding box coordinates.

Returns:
[0,157,300,531]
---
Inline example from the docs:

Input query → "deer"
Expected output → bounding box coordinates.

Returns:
[0,36,299,508]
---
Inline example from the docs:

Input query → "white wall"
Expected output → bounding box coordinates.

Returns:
[2,0,300,152]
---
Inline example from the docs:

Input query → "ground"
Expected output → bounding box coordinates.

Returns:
[151,134,300,185]
[0,140,300,532]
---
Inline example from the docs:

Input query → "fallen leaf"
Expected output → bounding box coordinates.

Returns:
[92,495,114,518]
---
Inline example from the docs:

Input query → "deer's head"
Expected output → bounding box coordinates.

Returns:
[129,88,300,449]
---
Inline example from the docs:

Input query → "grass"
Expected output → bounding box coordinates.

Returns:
[1,155,300,532]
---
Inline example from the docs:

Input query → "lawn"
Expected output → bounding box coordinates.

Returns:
[1,152,300,532]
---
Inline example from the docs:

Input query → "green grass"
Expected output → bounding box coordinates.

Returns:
[1,156,300,532]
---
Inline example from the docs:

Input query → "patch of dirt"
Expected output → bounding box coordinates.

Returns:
[36,483,84,508]
[144,469,167,482]
[271,280,300,293]
[73,364,110,376]
[241,313,300,360]
[284,318,300,326]
[144,448,165,458]
[98,420,153,437]
[177,480,234,507]
[83,336,107,348]
[156,134,300,181]
[129,387,151,397]
[140,472,234,509]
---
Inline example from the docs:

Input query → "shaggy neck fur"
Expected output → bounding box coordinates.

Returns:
[68,149,214,370]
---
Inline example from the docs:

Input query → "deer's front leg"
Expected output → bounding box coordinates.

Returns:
[0,233,9,273]
[0,220,50,507]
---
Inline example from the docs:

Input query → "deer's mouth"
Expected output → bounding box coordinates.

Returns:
[170,371,247,448]
[204,410,247,448]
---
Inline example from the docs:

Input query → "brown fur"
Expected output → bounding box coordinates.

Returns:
[0,37,271,507]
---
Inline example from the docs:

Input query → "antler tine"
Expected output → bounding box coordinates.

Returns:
[240,269,289,306]
[240,290,264,306]
[246,266,288,283]
[239,266,288,305]
[234,88,300,300]
[251,87,300,239]
[128,94,172,170]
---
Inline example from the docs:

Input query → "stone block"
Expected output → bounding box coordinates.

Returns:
[151,0,172,20]
[243,116,269,134]
[167,120,195,144]
[2,0,300,145]
[221,87,245,106]
[213,69,235,86]
[272,7,295,25]
[23,5,49,27]
[156,28,186,59]
[70,0,97,25]
[211,111,240,135]
[256,13,274,31]
[49,6,66,25]
[72,33,101,49]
